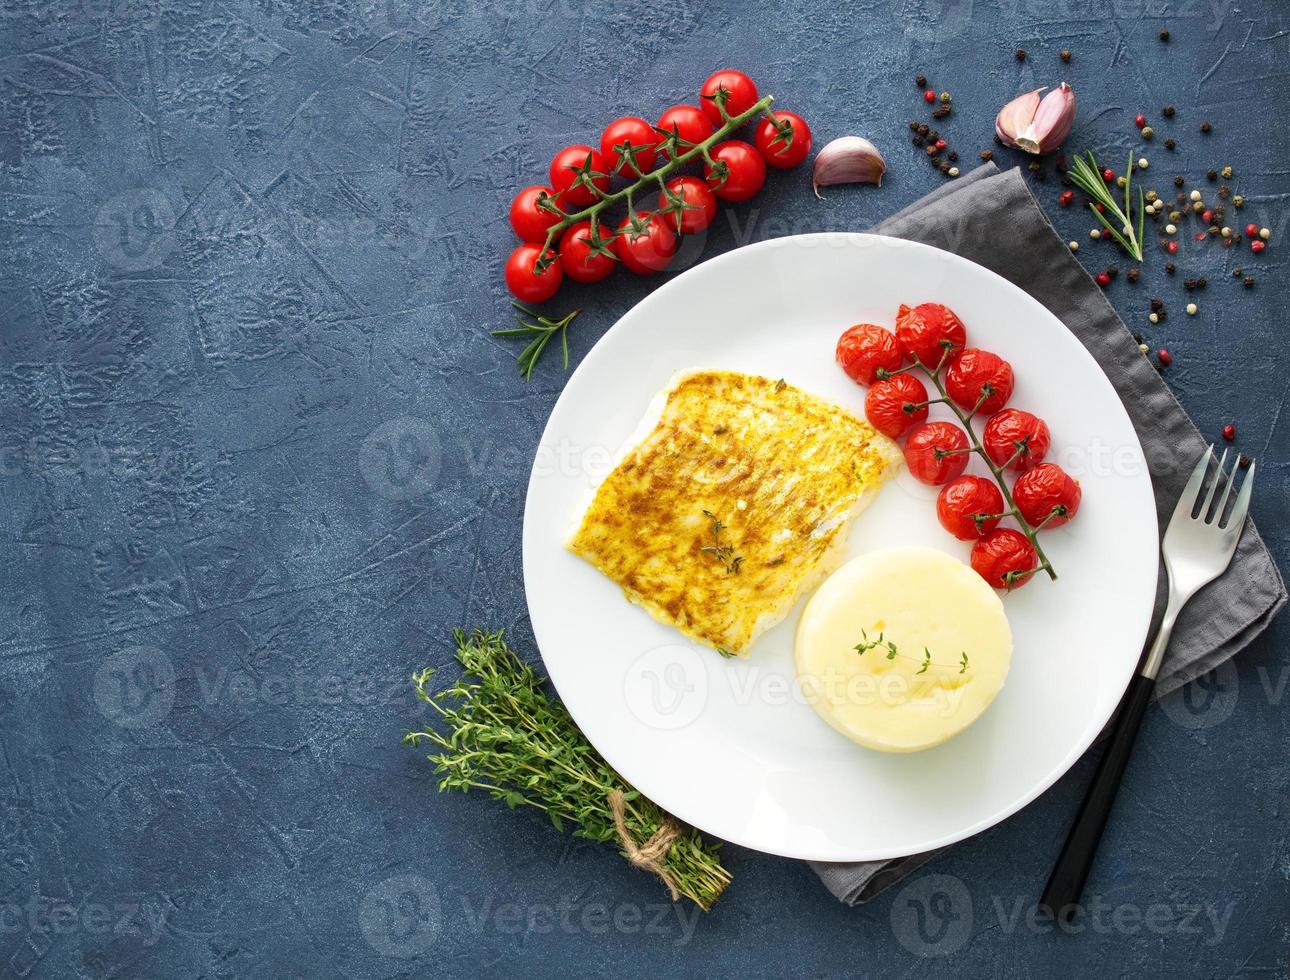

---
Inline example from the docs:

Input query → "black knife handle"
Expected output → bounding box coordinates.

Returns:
[1039,672,1156,923]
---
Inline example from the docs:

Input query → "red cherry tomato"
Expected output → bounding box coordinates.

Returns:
[658,176,718,234]
[937,476,1005,541]
[1013,463,1082,528]
[614,211,677,275]
[754,111,812,168]
[836,323,905,385]
[600,116,657,178]
[865,374,928,439]
[504,243,562,303]
[509,185,561,243]
[699,70,759,125]
[549,145,610,209]
[558,221,616,284]
[982,409,1051,471]
[971,528,1038,590]
[655,104,714,159]
[945,348,1015,415]
[705,141,766,202]
[903,421,970,485]
[895,303,967,367]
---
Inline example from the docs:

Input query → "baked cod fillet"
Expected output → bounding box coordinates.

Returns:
[566,369,902,656]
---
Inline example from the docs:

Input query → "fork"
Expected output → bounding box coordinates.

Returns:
[1039,446,1256,922]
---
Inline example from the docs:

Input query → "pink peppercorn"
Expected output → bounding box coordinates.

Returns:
[1158,348,1173,366]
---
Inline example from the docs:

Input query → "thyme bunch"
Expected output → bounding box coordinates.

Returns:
[404,629,732,910]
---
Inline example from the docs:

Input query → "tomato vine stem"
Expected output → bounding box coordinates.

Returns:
[535,95,777,268]
[911,353,1058,582]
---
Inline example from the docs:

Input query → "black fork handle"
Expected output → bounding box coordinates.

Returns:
[1039,672,1156,922]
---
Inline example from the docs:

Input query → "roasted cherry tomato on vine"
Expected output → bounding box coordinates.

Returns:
[836,323,904,385]
[865,374,928,439]
[549,145,610,209]
[658,176,718,234]
[655,104,714,159]
[982,409,1050,471]
[699,69,759,125]
[705,140,766,202]
[600,117,657,178]
[1013,463,1082,528]
[614,211,677,275]
[895,302,967,367]
[754,111,812,168]
[945,348,1015,415]
[504,243,562,303]
[937,476,1005,541]
[558,221,616,284]
[903,421,970,485]
[971,528,1038,590]
[509,185,561,243]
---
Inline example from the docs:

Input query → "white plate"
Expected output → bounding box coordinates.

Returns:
[522,233,1158,862]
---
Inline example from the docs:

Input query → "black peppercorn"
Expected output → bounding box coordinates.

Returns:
[1174,175,1185,187]
[1184,278,1197,290]
[1159,29,1170,41]
[1239,454,1252,468]
[932,105,952,119]
[926,145,939,157]
[1196,276,1207,288]
[947,150,958,161]
[1200,121,1212,133]
[1060,49,1072,61]
[1233,267,1243,277]
[1217,185,1230,198]
[1107,266,1118,279]
[1015,48,1026,61]
[1127,267,1140,282]
[939,161,951,174]
[927,129,940,142]
[1206,169,1217,181]
[916,73,927,87]
[912,136,925,147]
[909,121,920,131]
[1165,262,1175,274]
[1163,105,1175,118]
[979,149,993,161]
[1243,276,1255,287]
[1164,138,1176,150]
[1150,298,1164,311]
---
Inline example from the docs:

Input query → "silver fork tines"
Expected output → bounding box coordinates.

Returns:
[1147,445,1256,678]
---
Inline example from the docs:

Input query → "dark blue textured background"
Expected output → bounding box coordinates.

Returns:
[2,1,1287,976]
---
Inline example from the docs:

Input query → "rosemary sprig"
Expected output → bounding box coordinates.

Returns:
[854,628,970,674]
[492,303,581,381]
[1067,150,1145,261]
[404,629,731,910]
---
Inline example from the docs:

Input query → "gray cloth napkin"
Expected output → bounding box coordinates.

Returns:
[810,164,1287,906]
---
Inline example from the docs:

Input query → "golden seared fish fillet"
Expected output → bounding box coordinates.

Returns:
[566,369,902,656]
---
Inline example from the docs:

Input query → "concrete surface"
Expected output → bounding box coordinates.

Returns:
[1,0,1286,976]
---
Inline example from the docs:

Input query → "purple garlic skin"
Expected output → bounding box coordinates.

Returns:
[812,136,887,198]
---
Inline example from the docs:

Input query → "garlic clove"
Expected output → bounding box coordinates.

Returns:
[997,83,1075,156]
[811,136,886,198]
[995,89,1043,148]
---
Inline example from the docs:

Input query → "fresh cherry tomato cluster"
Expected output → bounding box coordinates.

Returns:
[837,303,1082,590]
[505,70,812,304]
